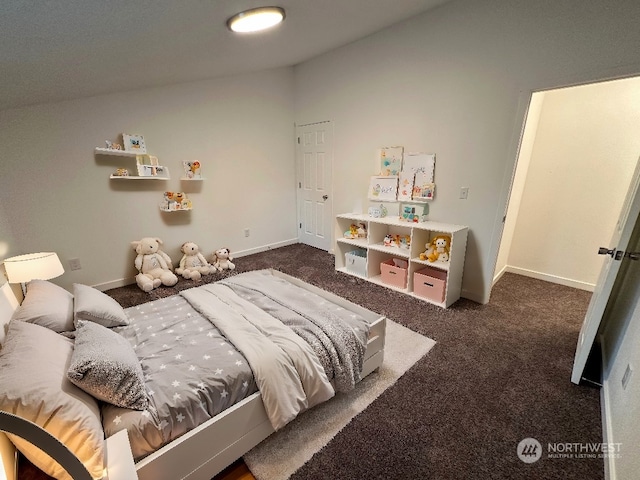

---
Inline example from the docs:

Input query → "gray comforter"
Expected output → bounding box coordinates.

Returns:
[102,270,370,460]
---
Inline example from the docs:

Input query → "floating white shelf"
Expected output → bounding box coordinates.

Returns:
[95,147,143,157]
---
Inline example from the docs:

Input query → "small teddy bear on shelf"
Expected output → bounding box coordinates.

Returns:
[131,237,178,292]
[176,242,216,281]
[213,248,235,272]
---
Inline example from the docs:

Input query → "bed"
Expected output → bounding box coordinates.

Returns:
[0,269,386,480]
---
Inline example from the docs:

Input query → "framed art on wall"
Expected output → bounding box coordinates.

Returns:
[122,133,147,153]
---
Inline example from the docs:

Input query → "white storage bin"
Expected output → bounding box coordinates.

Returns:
[345,249,367,277]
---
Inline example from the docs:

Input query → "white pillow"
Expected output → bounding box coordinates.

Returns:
[0,320,104,480]
[10,280,74,332]
[73,283,130,327]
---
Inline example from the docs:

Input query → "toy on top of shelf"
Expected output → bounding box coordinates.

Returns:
[105,140,123,150]
[383,234,393,247]
[213,248,235,272]
[131,237,178,292]
[176,242,216,281]
[420,234,451,263]
[113,168,129,177]
[344,224,359,239]
[367,204,389,218]
[182,160,203,179]
[357,223,367,238]
[160,191,192,211]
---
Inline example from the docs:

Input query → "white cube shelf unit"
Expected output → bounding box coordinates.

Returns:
[335,213,468,308]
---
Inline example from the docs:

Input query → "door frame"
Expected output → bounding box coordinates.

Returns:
[295,120,334,252]
[489,75,640,385]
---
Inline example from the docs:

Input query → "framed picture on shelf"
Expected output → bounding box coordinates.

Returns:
[368,176,398,201]
[122,133,147,153]
[397,171,415,202]
[182,160,202,179]
[379,146,404,176]
[412,173,435,201]
[403,152,435,181]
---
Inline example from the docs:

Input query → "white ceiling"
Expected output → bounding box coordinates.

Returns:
[0,0,450,112]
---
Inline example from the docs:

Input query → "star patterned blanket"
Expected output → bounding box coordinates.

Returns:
[101,270,371,461]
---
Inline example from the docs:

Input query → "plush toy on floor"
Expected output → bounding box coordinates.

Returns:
[213,248,235,272]
[176,242,215,281]
[131,237,179,292]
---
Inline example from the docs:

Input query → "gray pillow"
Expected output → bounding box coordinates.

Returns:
[68,320,148,410]
[73,283,129,327]
[10,279,74,332]
[0,320,104,480]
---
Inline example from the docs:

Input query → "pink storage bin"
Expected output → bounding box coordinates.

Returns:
[380,258,408,289]
[414,267,447,303]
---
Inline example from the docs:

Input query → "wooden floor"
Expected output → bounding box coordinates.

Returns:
[214,459,256,480]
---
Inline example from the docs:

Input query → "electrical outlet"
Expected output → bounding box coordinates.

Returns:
[622,364,633,390]
[69,258,82,271]
[459,187,469,200]
[244,228,250,238]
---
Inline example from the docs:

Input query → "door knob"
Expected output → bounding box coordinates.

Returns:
[322,195,328,200]
[598,247,623,260]
[598,247,615,257]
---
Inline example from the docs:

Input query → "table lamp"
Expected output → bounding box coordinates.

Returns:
[3,252,65,295]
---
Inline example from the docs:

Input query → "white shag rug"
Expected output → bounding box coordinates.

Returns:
[243,320,436,480]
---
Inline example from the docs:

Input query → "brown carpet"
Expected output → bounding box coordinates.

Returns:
[19,242,604,480]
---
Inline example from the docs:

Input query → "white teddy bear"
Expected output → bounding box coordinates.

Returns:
[213,248,235,272]
[131,237,178,292]
[176,242,215,281]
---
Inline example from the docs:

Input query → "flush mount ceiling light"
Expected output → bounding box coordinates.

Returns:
[227,6,285,33]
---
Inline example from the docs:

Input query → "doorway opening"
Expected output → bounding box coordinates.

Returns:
[494,76,640,292]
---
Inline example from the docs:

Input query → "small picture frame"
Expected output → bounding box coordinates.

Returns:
[380,146,404,176]
[182,160,202,179]
[122,133,147,153]
[368,176,398,201]
[397,171,415,202]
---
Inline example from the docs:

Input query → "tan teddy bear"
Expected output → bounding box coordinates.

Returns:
[176,242,215,281]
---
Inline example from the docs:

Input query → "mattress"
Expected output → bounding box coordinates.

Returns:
[102,269,372,461]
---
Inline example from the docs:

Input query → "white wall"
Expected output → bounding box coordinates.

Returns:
[504,78,640,291]
[294,0,640,303]
[494,92,544,283]
[0,67,297,290]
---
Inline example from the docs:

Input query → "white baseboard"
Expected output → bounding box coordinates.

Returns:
[232,238,299,258]
[492,264,508,285]
[92,239,300,291]
[93,277,136,291]
[504,266,595,292]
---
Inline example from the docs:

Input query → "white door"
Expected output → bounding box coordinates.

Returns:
[296,122,333,251]
[572,156,640,384]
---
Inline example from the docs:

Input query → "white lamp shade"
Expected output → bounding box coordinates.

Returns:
[4,252,65,284]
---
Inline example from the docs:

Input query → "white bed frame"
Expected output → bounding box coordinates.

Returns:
[0,271,386,480]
